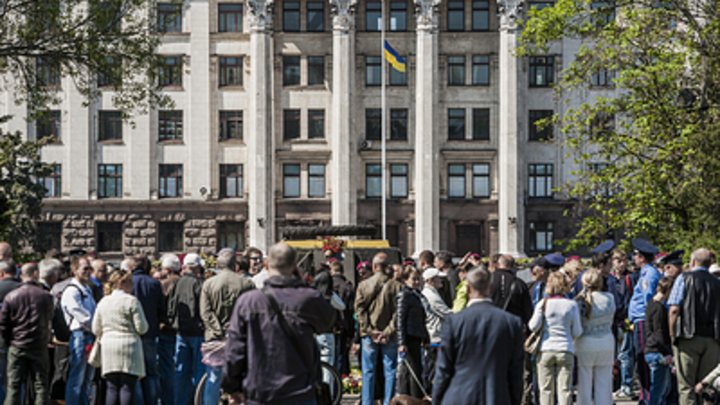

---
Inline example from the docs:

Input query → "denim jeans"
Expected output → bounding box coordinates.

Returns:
[315,333,336,395]
[203,365,222,405]
[174,335,204,405]
[645,352,671,405]
[135,337,158,405]
[617,329,635,392]
[0,336,7,403]
[66,331,95,405]
[361,336,398,405]
[157,334,176,405]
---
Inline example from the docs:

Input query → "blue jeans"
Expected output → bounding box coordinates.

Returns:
[203,365,222,405]
[66,331,95,405]
[0,336,7,403]
[135,337,158,405]
[645,353,671,405]
[157,334,176,405]
[618,329,635,391]
[315,333,336,394]
[361,336,398,405]
[174,335,204,405]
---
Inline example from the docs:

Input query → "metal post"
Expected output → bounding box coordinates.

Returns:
[381,0,387,241]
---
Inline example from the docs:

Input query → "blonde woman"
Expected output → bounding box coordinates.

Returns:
[574,268,616,405]
[529,272,583,405]
[92,270,149,405]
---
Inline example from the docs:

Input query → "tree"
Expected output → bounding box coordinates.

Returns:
[517,0,720,252]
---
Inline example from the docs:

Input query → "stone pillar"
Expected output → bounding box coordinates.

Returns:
[330,0,357,226]
[497,0,525,256]
[247,0,275,252]
[413,0,440,253]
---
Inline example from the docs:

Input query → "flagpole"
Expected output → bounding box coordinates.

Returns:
[381,0,387,241]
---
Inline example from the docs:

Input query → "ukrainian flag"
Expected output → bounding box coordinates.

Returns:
[384,41,406,73]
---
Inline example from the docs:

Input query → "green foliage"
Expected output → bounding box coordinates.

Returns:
[518,0,720,252]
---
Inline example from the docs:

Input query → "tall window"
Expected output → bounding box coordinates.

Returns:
[158,222,183,252]
[159,164,183,198]
[308,164,326,197]
[159,56,183,87]
[390,1,407,31]
[390,58,407,85]
[472,0,489,30]
[308,110,325,139]
[99,110,122,141]
[308,56,325,85]
[283,1,300,31]
[219,57,243,87]
[529,164,553,198]
[218,3,243,32]
[448,164,466,198]
[366,109,381,140]
[307,1,324,31]
[448,56,465,85]
[220,110,243,140]
[98,164,122,198]
[40,164,62,198]
[390,164,408,198]
[97,222,123,252]
[390,109,408,141]
[94,1,122,32]
[97,57,122,88]
[366,1,381,31]
[220,164,243,197]
[472,108,490,140]
[529,56,554,87]
[591,68,614,87]
[283,164,301,197]
[473,163,490,197]
[366,164,382,197]
[158,111,183,141]
[284,110,300,140]
[157,3,182,32]
[447,1,465,31]
[218,222,244,251]
[37,111,61,141]
[448,109,466,140]
[529,110,554,141]
[283,56,300,86]
[529,222,553,252]
[472,55,489,85]
[366,56,381,86]
[37,57,60,87]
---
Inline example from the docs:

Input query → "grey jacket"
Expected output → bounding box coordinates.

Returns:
[200,269,255,341]
[167,272,204,337]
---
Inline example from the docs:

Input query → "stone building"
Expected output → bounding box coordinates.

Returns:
[2,0,609,260]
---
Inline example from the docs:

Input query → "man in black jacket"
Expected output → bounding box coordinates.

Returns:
[330,261,354,375]
[491,255,532,325]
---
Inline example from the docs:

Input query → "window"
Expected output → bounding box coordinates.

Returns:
[218,222,244,251]
[447,1,465,31]
[390,57,407,86]
[390,1,407,31]
[308,164,326,197]
[283,164,301,197]
[157,3,182,32]
[529,110,554,141]
[218,3,243,32]
[220,164,243,197]
[308,56,325,85]
[366,109,381,140]
[448,109,466,140]
[456,225,482,257]
[160,56,183,87]
[472,108,490,140]
[284,110,300,140]
[220,110,243,140]
[390,109,408,141]
[448,56,465,85]
[283,1,300,31]
[366,56,381,86]
[529,164,553,198]
[390,164,408,198]
[99,110,122,141]
[307,1,324,31]
[37,111,61,141]
[591,68,614,87]
[529,222,553,252]
[38,222,62,252]
[283,56,300,86]
[98,57,122,88]
[366,164,382,197]
[98,164,123,198]
[159,164,183,198]
[529,2,554,10]
[219,57,243,87]
[97,222,123,252]
[472,163,490,197]
[472,1,489,30]
[448,164,466,198]
[158,222,183,252]
[40,164,62,198]
[37,57,60,87]
[591,1,615,27]
[366,1,381,31]
[472,55,489,85]
[158,110,183,141]
[94,2,122,32]
[308,110,325,139]
[34,0,60,32]
[590,113,614,138]
[529,56,554,87]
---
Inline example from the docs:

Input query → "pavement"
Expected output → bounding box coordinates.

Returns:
[339,394,639,404]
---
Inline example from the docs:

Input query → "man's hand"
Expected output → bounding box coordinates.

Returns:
[695,382,706,394]
[370,331,383,344]
[228,392,246,405]
[664,355,674,366]
[351,343,359,356]
[398,345,407,354]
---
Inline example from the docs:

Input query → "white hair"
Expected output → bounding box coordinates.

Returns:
[38,258,63,280]
[120,259,132,272]
[161,254,181,272]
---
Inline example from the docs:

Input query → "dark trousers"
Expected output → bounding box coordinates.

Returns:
[6,346,50,405]
[134,337,157,405]
[105,373,137,405]
[397,336,424,399]
[633,320,651,404]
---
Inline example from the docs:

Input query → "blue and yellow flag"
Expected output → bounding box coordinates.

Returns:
[384,41,406,73]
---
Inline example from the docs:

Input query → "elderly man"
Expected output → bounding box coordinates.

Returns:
[88,258,107,302]
[38,259,62,291]
[158,253,181,405]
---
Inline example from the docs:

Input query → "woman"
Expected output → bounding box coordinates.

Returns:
[574,268,616,405]
[92,270,149,405]
[396,266,429,398]
[529,272,583,405]
[644,277,675,405]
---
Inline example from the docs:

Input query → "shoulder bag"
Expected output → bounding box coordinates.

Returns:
[524,299,547,355]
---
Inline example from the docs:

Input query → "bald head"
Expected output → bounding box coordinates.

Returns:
[691,248,712,269]
[267,243,297,276]
[372,252,389,274]
[92,258,108,283]
[497,254,515,271]
[0,242,11,261]
[466,266,493,298]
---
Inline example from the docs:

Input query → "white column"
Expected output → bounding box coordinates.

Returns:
[498,0,525,256]
[330,0,357,226]
[413,0,440,253]
[188,1,212,200]
[247,0,275,252]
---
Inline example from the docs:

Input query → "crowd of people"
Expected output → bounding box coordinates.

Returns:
[0,237,719,405]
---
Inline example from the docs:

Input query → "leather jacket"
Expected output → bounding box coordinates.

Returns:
[674,270,720,341]
[396,286,429,346]
[0,281,54,350]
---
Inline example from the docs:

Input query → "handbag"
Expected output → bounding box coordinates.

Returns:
[88,341,101,368]
[263,287,332,405]
[524,299,547,355]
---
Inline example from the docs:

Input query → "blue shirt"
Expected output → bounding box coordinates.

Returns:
[531,281,545,308]
[90,276,104,298]
[628,264,662,323]
[667,267,708,307]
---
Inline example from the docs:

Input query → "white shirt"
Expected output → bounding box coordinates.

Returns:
[252,269,269,289]
[61,279,97,332]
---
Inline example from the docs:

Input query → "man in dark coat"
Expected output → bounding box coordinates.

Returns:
[491,255,533,325]
[433,266,524,405]
[330,260,355,375]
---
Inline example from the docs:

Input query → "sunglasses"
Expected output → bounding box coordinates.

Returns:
[250,257,262,261]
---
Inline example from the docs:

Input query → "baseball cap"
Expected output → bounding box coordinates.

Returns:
[422,268,446,281]
[160,254,181,272]
[183,253,205,268]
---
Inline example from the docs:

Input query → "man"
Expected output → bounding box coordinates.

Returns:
[391,264,403,281]
[491,255,532,325]
[613,249,638,400]
[422,268,452,343]
[0,243,11,261]
[660,250,684,278]
[0,260,21,403]
[417,250,434,271]
[0,262,54,405]
[61,256,97,405]
[221,243,336,405]
[574,241,623,313]
[311,262,337,386]
[330,260,354,375]
[38,259,62,291]
[668,248,720,405]
[200,248,254,405]
[167,253,206,405]
[528,257,550,307]
[158,253,180,405]
[355,252,403,405]
[247,247,266,284]
[627,238,661,405]
[89,258,107,302]
[433,266,524,404]
[488,253,503,273]
[435,251,460,301]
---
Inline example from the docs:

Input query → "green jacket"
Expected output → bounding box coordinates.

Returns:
[452,281,468,313]
[200,270,255,341]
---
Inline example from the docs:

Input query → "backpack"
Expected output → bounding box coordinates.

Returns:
[53,284,86,343]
